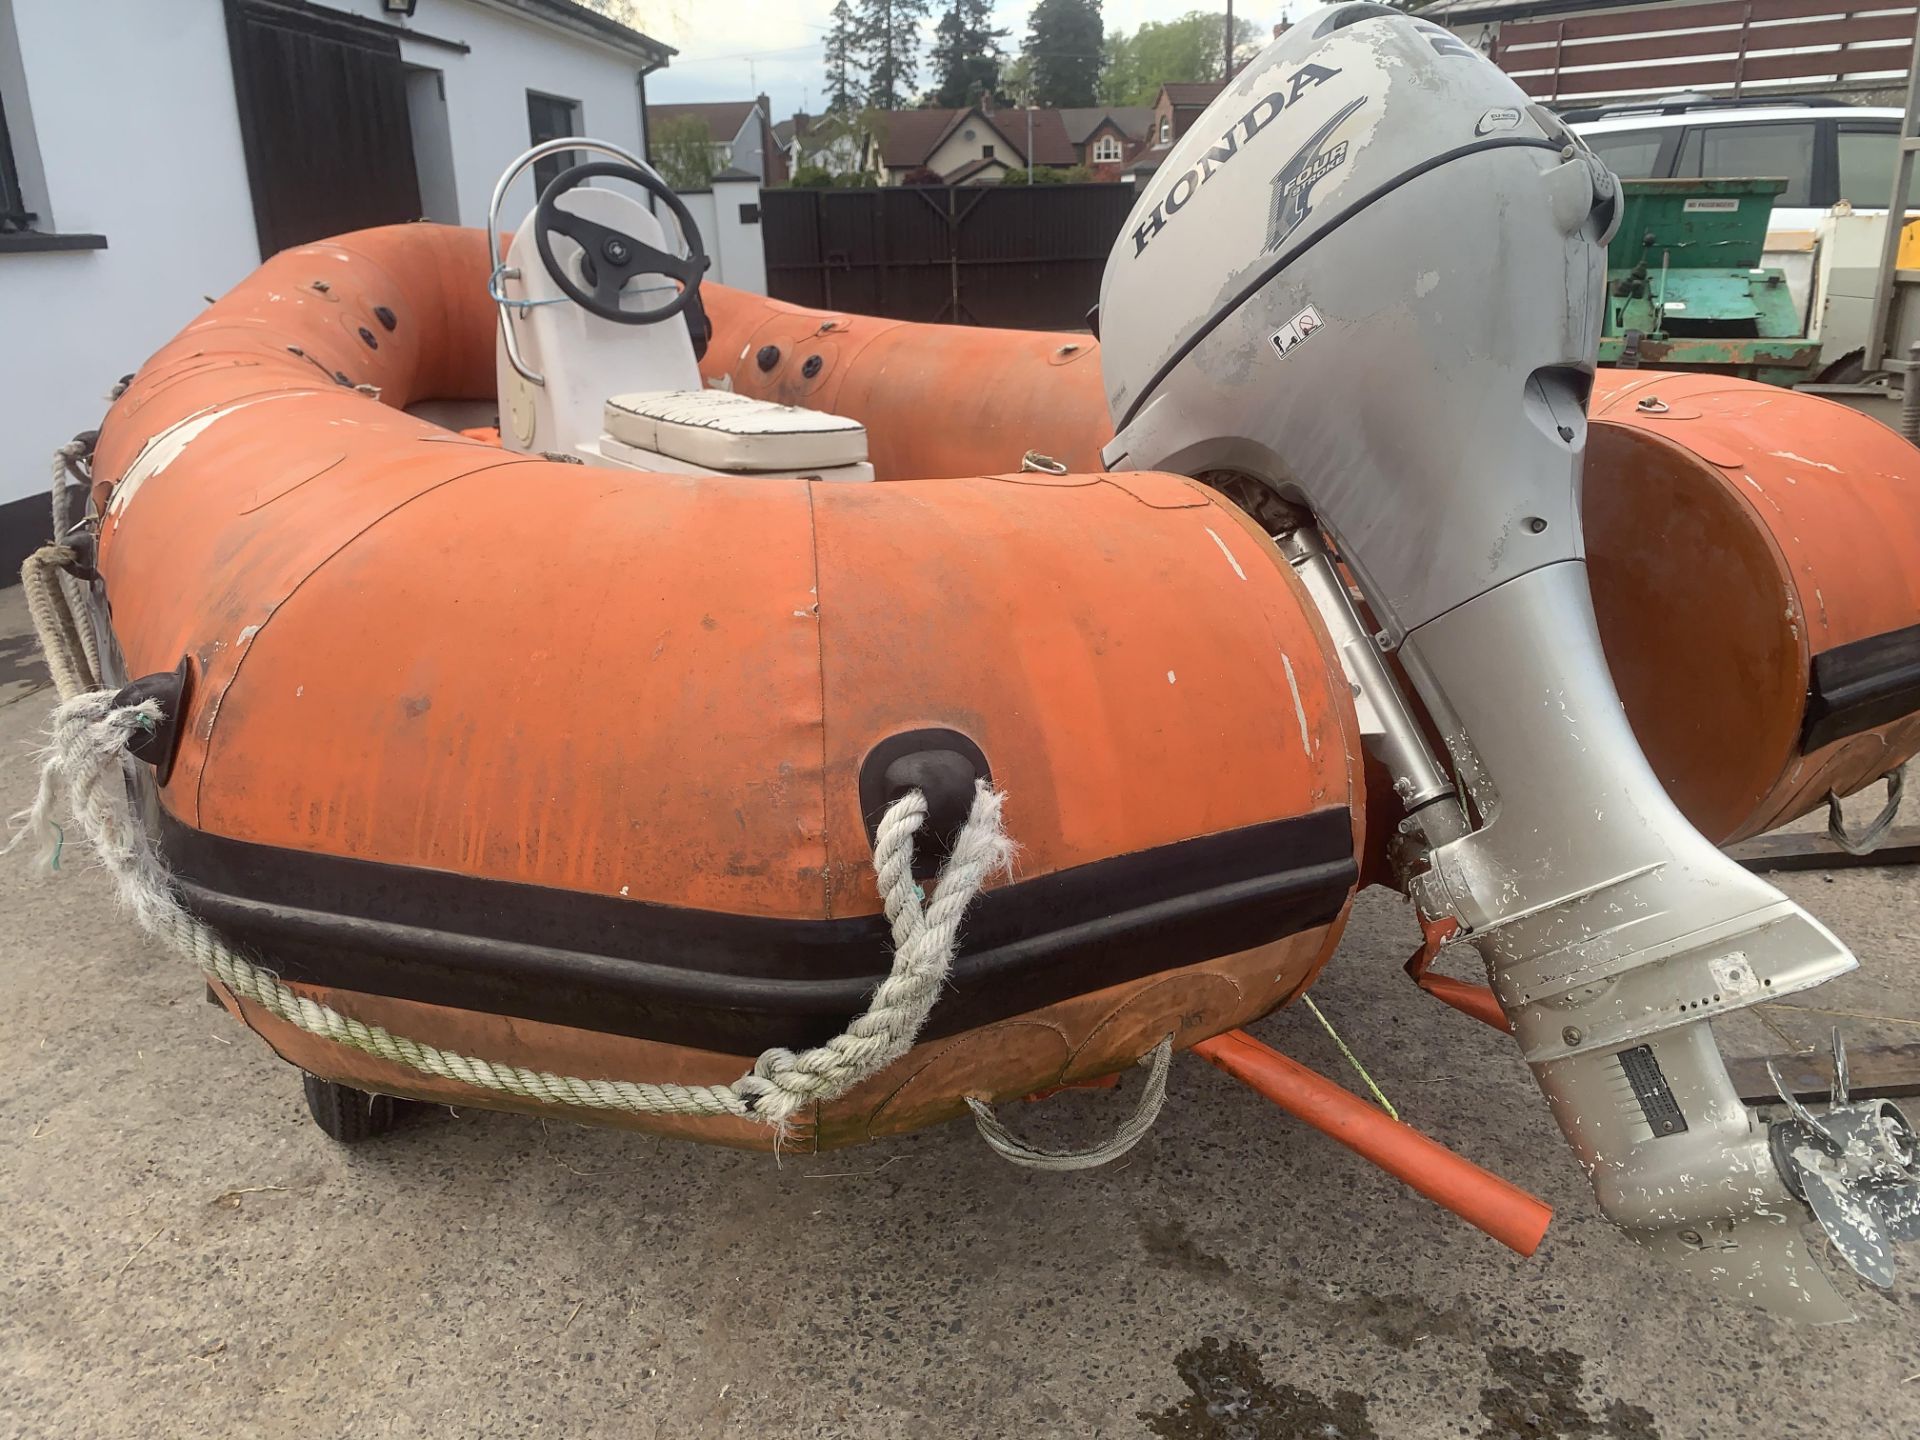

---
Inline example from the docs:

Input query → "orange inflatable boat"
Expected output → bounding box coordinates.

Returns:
[26,216,1920,1159]
[25,18,1920,1314]
[44,222,1366,1152]
[26,224,1920,1165]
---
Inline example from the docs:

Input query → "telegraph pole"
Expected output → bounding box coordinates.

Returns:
[1225,0,1234,77]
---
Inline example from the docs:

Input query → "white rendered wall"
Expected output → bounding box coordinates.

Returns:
[0,0,657,511]
[0,0,260,510]
[709,178,768,295]
[680,190,719,271]
[353,0,651,230]
[677,185,768,296]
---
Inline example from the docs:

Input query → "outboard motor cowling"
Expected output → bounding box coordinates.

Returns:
[1103,5,1613,639]
[1101,4,1916,1320]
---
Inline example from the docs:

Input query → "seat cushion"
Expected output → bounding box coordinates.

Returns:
[605,390,868,473]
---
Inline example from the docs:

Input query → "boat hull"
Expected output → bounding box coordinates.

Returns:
[86,224,1364,1144]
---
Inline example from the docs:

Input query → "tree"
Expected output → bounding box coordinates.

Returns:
[929,0,1008,108]
[857,0,933,111]
[998,52,1035,105]
[1099,10,1263,107]
[794,110,876,180]
[652,114,716,192]
[824,0,863,114]
[575,0,641,22]
[1024,0,1104,108]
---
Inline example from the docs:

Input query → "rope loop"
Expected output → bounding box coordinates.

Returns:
[965,1036,1175,1171]
[10,684,1011,1127]
[1827,765,1905,857]
[12,458,1018,1133]
[487,262,571,315]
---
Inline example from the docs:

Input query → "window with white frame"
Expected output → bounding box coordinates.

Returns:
[1157,115,1171,144]
[1092,133,1122,164]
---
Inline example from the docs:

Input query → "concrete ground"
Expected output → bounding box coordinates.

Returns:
[0,584,1916,1440]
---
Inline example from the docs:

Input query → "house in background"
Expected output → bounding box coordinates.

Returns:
[646,96,789,184]
[1059,106,1154,180]
[1121,81,1227,183]
[860,103,1153,185]
[777,112,870,179]
[864,106,1024,183]
[0,0,674,580]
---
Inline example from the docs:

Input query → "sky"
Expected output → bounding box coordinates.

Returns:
[633,1,1293,117]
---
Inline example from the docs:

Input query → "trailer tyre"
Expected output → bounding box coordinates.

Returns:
[300,1072,402,1144]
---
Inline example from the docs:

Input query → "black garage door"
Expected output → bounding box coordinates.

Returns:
[224,0,423,257]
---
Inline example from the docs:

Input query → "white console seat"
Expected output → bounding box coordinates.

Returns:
[604,390,869,475]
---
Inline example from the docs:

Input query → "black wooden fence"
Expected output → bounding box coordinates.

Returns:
[760,183,1138,329]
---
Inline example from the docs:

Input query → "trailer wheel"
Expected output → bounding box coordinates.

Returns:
[300,1072,401,1144]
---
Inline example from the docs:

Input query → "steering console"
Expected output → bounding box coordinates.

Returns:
[533,160,709,325]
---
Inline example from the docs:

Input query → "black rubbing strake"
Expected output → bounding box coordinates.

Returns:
[160,807,1357,1054]
[1800,619,1920,753]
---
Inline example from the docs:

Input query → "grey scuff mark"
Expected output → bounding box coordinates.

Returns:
[1772,449,1840,473]
[1281,653,1313,756]
[1205,525,1248,580]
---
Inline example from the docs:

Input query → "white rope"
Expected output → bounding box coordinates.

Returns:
[20,545,96,701]
[964,1036,1174,1170]
[9,687,1011,1126]
[11,512,1016,1127]
[35,441,100,698]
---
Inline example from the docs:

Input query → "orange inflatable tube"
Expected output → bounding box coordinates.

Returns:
[702,286,1920,852]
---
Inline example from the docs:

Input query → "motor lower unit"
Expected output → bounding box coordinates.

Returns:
[1098,1,1918,1318]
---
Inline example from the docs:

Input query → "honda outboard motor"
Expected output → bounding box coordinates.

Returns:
[1101,4,1918,1318]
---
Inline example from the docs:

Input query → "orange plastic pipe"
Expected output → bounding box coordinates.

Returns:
[1191,1029,1552,1256]
[1413,975,1512,1033]
[1403,914,1511,1033]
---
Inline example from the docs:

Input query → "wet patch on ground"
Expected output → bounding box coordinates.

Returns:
[1478,1345,1662,1439]
[1141,1337,1379,1440]
[1326,1287,1478,1352]
[1140,1217,1233,1279]
[1137,1215,1480,1351]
